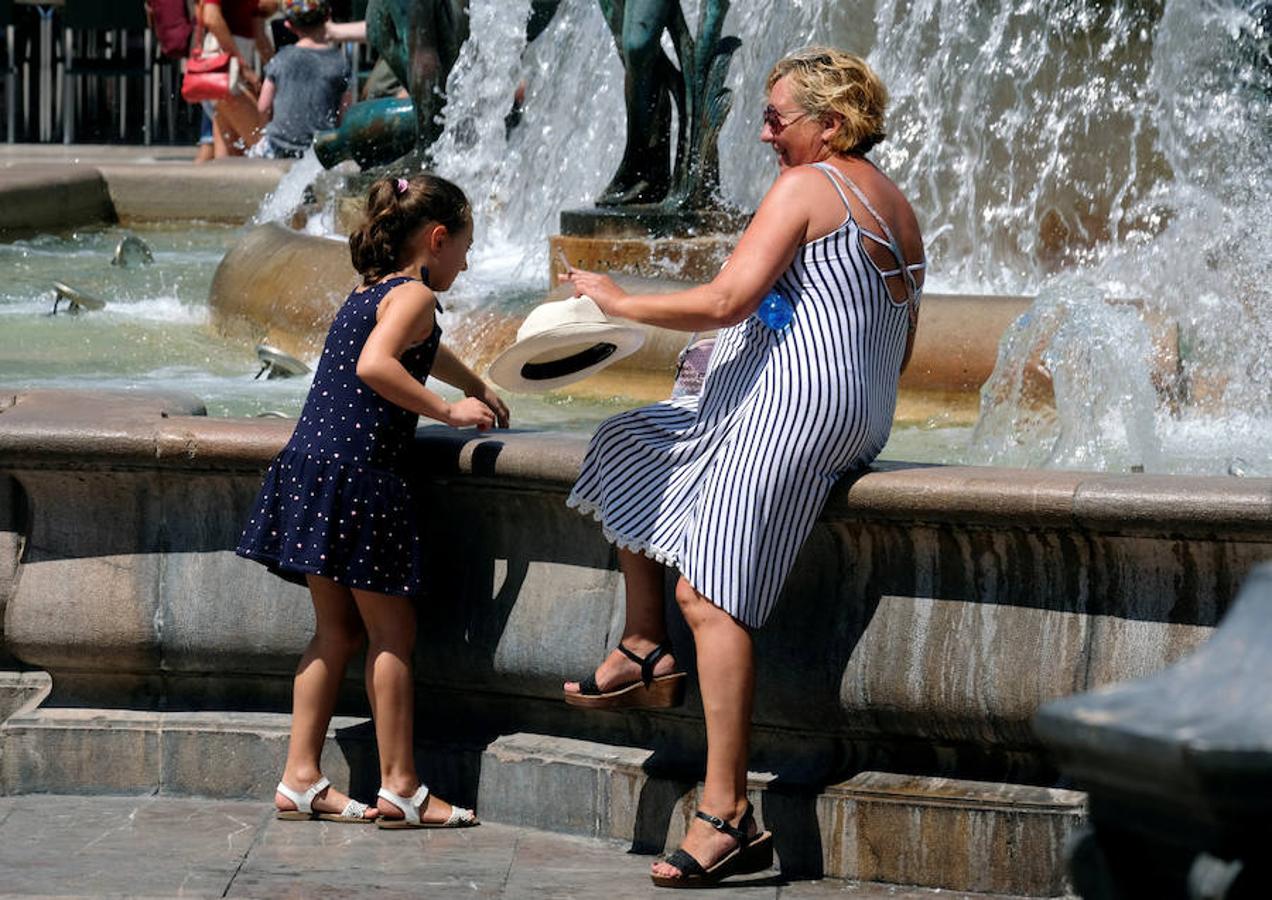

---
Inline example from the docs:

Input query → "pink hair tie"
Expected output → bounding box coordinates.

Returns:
[395,177,409,195]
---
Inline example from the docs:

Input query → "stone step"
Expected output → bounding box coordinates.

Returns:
[0,670,49,723]
[0,709,1082,897]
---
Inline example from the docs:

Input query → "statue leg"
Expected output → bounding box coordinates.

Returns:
[597,0,674,206]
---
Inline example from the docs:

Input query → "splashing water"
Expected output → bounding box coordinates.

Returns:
[953,0,1272,473]
[252,148,326,225]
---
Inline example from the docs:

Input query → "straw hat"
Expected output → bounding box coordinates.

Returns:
[487,295,645,393]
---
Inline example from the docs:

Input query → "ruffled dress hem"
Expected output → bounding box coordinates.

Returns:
[235,547,422,599]
[565,492,682,569]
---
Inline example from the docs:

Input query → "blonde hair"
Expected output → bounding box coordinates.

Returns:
[766,47,888,155]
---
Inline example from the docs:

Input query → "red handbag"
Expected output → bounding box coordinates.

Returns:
[181,2,240,103]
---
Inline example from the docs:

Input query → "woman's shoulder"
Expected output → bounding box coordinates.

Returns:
[771,164,833,193]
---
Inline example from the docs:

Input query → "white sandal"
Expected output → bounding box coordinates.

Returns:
[275,776,375,823]
[376,784,477,829]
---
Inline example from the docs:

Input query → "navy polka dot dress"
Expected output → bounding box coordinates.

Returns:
[237,275,441,598]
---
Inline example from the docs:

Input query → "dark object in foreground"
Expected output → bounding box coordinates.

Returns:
[1035,562,1272,899]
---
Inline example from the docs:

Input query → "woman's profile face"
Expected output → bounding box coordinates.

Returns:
[761,76,830,171]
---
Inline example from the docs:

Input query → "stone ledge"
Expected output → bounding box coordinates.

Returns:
[0,154,289,231]
[1,389,1267,539]
[0,165,115,234]
[0,710,1079,896]
[97,160,290,224]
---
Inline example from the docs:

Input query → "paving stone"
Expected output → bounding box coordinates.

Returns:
[0,795,1043,898]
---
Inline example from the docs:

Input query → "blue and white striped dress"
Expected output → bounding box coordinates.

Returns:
[567,162,922,628]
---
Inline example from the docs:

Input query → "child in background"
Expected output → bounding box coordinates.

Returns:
[237,173,509,827]
[255,0,351,158]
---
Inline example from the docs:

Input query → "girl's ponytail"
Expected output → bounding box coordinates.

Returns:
[349,174,471,285]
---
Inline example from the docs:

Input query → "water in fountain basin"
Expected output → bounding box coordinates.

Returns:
[0,224,313,417]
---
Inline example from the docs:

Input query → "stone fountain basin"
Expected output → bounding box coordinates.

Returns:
[210,223,1185,424]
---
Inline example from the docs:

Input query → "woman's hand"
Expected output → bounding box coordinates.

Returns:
[446,397,497,431]
[466,381,510,428]
[561,269,628,317]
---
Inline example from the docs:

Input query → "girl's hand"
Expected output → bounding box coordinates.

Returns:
[560,268,628,317]
[446,397,497,431]
[466,382,510,428]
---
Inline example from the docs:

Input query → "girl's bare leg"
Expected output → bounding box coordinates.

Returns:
[351,587,466,823]
[651,578,756,878]
[275,575,373,816]
[564,547,678,694]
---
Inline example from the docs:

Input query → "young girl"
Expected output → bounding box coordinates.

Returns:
[237,173,509,827]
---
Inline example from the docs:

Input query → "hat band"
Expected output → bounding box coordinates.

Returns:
[520,342,618,381]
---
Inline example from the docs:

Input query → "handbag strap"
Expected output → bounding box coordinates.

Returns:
[191,0,206,51]
[191,1,233,59]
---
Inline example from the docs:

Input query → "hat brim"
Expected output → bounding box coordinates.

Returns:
[487,322,646,393]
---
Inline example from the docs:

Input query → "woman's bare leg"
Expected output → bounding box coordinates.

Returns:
[564,547,678,694]
[212,92,264,155]
[651,578,756,878]
[275,575,373,816]
[351,587,466,823]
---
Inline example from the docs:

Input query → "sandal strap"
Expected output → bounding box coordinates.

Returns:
[617,640,672,687]
[378,784,430,826]
[340,798,370,819]
[694,801,755,846]
[663,847,707,878]
[276,775,331,815]
[578,673,602,696]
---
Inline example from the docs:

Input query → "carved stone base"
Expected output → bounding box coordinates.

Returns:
[550,233,737,284]
[560,206,750,239]
[552,205,749,283]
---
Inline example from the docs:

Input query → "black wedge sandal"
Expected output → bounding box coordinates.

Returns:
[564,641,686,710]
[651,802,774,888]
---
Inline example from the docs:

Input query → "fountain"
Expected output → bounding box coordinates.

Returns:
[1,1,1271,895]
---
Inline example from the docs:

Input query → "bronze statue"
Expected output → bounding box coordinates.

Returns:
[317,0,561,169]
[318,0,740,216]
[366,0,469,151]
[596,0,739,210]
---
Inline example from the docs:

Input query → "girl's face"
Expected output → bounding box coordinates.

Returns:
[427,219,473,291]
[402,218,473,291]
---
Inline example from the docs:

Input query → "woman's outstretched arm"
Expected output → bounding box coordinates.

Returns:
[563,168,817,331]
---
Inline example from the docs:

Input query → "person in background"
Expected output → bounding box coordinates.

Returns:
[193,104,217,163]
[254,0,352,158]
[317,18,409,102]
[200,0,278,153]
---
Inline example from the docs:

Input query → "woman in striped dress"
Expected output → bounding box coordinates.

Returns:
[563,47,925,887]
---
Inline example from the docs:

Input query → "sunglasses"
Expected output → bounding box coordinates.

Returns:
[762,104,810,135]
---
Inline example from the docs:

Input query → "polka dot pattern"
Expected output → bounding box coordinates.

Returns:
[237,276,442,598]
